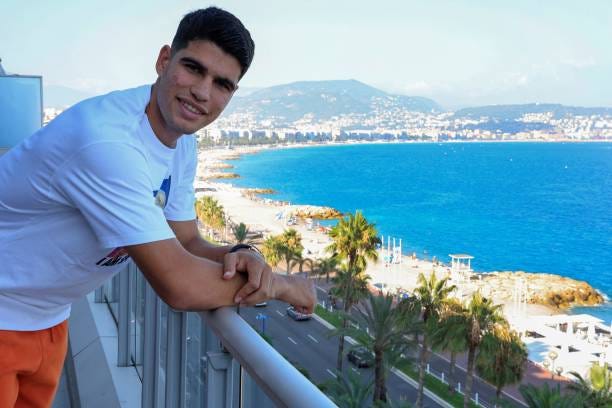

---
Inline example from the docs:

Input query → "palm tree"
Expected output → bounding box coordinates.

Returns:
[476,325,528,401]
[296,256,315,275]
[321,369,373,408]
[519,383,583,408]
[262,235,283,268]
[412,272,456,408]
[567,363,612,407]
[230,222,259,244]
[326,211,380,371]
[326,211,380,274]
[329,264,371,371]
[463,292,505,408]
[278,228,303,275]
[335,292,420,403]
[195,196,226,234]
[316,255,339,283]
[261,229,303,274]
[430,297,468,394]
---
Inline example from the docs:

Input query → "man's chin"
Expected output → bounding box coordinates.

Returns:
[174,119,209,136]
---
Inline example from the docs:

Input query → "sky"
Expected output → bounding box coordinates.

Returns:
[1,0,610,109]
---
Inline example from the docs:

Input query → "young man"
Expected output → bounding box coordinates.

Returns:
[0,7,316,407]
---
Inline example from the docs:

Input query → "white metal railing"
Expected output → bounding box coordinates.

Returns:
[95,262,336,408]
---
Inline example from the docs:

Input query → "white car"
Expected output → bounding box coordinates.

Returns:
[286,306,312,321]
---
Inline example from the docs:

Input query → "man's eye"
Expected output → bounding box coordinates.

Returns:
[216,81,233,92]
[185,64,199,73]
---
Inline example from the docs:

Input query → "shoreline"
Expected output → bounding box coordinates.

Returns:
[196,144,609,320]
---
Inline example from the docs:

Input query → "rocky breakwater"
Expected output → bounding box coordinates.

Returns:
[478,271,604,310]
[290,205,343,220]
[242,188,276,197]
[205,172,239,180]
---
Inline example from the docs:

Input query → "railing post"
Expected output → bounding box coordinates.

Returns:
[142,282,164,408]
[474,392,479,405]
[457,382,461,393]
[94,285,105,303]
[202,322,241,408]
[441,372,445,383]
[117,263,133,366]
[111,272,121,303]
[165,310,187,408]
[426,363,430,374]
[204,350,240,408]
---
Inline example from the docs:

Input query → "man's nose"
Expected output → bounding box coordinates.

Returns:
[191,77,212,102]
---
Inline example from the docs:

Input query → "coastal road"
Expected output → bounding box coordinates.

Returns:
[312,284,527,408]
[240,300,444,407]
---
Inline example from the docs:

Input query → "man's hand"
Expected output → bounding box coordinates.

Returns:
[273,274,317,314]
[222,250,274,305]
[222,250,316,313]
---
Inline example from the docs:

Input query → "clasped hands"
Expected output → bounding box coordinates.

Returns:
[222,249,316,314]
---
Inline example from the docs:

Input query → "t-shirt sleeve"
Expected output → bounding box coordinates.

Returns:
[164,138,197,222]
[52,141,175,248]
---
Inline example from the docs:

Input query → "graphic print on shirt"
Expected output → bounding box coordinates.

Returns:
[96,176,172,266]
[154,175,172,209]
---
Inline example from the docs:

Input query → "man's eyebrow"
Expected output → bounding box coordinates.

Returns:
[180,57,206,73]
[180,57,237,91]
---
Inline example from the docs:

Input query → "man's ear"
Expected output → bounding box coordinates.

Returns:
[155,45,172,76]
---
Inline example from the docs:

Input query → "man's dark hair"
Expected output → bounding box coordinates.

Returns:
[171,7,255,78]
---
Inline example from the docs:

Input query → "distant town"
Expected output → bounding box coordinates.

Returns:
[198,109,612,145]
[43,79,612,145]
[43,106,612,146]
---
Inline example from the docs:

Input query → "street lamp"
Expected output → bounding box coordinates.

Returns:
[255,313,268,335]
[548,350,559,378]
[555,366,563,377]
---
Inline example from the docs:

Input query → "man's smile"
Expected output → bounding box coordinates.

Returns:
[177,96,207,117]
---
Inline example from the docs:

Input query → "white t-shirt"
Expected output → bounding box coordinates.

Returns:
[0,85,197,330]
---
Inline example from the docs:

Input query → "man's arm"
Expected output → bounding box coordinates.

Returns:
[168,219,271,302]
[168,219,229,262]
[126,236,316,313]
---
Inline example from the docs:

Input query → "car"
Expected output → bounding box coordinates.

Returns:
[286,306,312,321]
[254,302,268,307]
[347,347,373,368]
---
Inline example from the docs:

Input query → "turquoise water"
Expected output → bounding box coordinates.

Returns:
[224,142,612,322]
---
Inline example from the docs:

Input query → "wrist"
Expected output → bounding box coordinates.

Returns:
[227,243,263,259]
[271,273,290,301]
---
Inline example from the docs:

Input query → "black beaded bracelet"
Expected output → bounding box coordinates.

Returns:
[228,243,263,257]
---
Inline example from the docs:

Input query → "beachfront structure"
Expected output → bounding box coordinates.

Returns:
[381,235,402,265]
[511,277,529,318]
[448,253,474,281]
[519,314,612,378]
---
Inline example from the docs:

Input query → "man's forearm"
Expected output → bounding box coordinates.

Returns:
[126,238,311,311]
[182,234,231,263]
[127,238,245,310]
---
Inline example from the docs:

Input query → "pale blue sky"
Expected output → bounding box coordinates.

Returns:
[1,0,610,108]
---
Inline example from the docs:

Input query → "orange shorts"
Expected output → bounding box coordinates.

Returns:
[0,320,68,408]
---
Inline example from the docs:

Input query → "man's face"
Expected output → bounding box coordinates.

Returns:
[152,40,241,143]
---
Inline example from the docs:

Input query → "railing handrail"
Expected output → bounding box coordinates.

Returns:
[200,307,337,408]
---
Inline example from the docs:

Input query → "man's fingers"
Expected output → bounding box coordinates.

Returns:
[234,260,263,303]
[241,266,273,305]
[223,252,238,279]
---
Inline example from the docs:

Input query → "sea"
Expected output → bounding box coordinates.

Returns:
[222,142,612,323]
